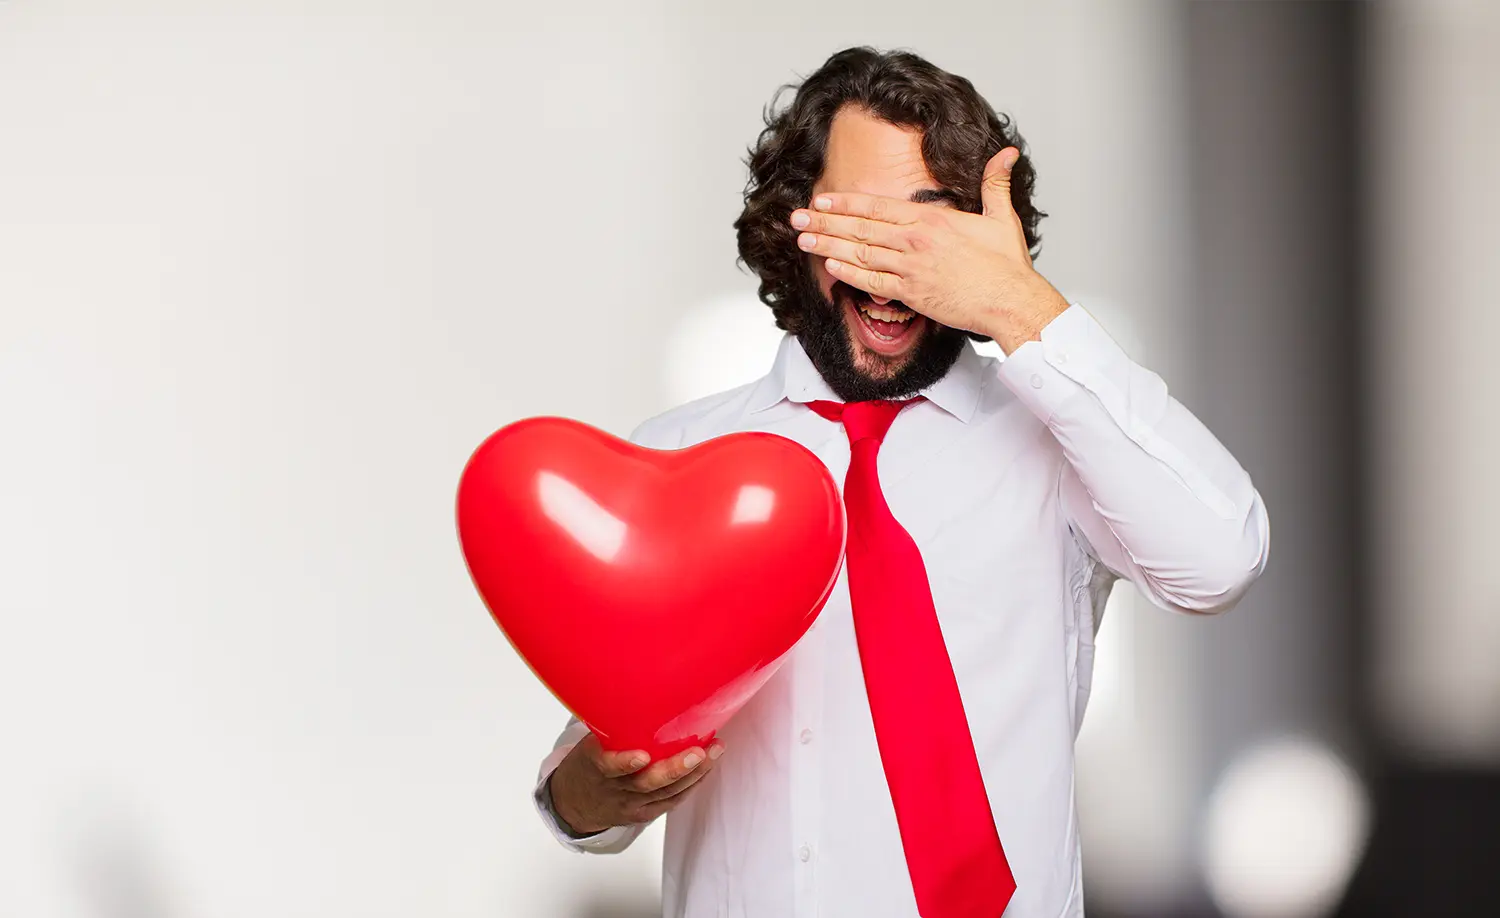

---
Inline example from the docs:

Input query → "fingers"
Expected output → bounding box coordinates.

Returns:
[824,258,906,301]
[642,748,720,803]
[980,147,1021,220]
[790,209,912,250]
[635,776,709,822]
[591,741,651,779]
[797,231,903,274]
[625,745,713,793]
[810,192,921,225]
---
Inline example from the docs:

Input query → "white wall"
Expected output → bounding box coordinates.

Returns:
[0,3,1193,914]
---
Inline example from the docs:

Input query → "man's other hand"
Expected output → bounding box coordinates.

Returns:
[548,733,725,836]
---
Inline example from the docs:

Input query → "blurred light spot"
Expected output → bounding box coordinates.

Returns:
[537,471,625,562]
[664,292,786,404]
[1202,736,1371,918]
[731,484,776,525]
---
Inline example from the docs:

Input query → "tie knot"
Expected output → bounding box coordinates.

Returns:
[807,398,920,444]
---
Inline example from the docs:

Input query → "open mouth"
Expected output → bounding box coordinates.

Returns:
[857,301,915,340]
[844,295,924,356]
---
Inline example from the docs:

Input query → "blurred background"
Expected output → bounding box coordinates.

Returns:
[2,1,1496,915]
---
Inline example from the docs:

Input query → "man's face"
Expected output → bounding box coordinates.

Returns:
[792,106,968,403]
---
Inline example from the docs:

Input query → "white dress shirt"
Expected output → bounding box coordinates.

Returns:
[534,304,1269,918]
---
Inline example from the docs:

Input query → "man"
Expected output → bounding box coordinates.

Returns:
[534,47,1269,918]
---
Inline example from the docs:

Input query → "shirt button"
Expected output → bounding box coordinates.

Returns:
[1030,373,1045,389]
[798,845,812,862]
[800,728,814,745]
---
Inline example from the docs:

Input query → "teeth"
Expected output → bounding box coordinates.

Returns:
[859,304,913,323]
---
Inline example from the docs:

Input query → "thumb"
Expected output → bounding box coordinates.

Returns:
[981,147,1021,219]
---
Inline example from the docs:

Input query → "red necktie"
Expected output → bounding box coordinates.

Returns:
[808,398,1016,918]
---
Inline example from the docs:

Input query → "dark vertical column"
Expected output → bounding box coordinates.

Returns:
[1183,0,1369,800]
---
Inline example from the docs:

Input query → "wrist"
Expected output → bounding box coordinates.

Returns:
[978,272,1069,354]
[546,770,609,838]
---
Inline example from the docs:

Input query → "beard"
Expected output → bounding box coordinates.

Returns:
[788,268,968,403]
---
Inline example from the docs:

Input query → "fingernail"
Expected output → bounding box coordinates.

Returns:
[826,258,843,272]
[814,196,832,210]
[798,233,816,250]
[708,745,724,761]
[628,754,648,769]
[790,211,810,229]
[682,753,702,769]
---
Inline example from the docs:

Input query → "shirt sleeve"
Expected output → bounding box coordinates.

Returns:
[533,716,648,854]
[997,304,1270,615]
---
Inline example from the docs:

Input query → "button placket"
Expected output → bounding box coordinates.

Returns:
[789,560,831,917]
[786,429,843,916]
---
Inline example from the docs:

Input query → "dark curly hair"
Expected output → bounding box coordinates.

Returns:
[734,46,1045,335]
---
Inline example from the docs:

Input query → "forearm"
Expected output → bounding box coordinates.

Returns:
[1000,304,1269,612]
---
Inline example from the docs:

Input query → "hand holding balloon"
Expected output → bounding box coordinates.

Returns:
[548,732,726,835]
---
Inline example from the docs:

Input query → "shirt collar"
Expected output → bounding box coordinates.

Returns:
[747,333,987,424]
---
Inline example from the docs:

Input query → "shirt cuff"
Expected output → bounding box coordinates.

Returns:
[997,303,1130,425]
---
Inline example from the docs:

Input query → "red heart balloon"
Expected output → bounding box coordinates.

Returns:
[457,417,845,760]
